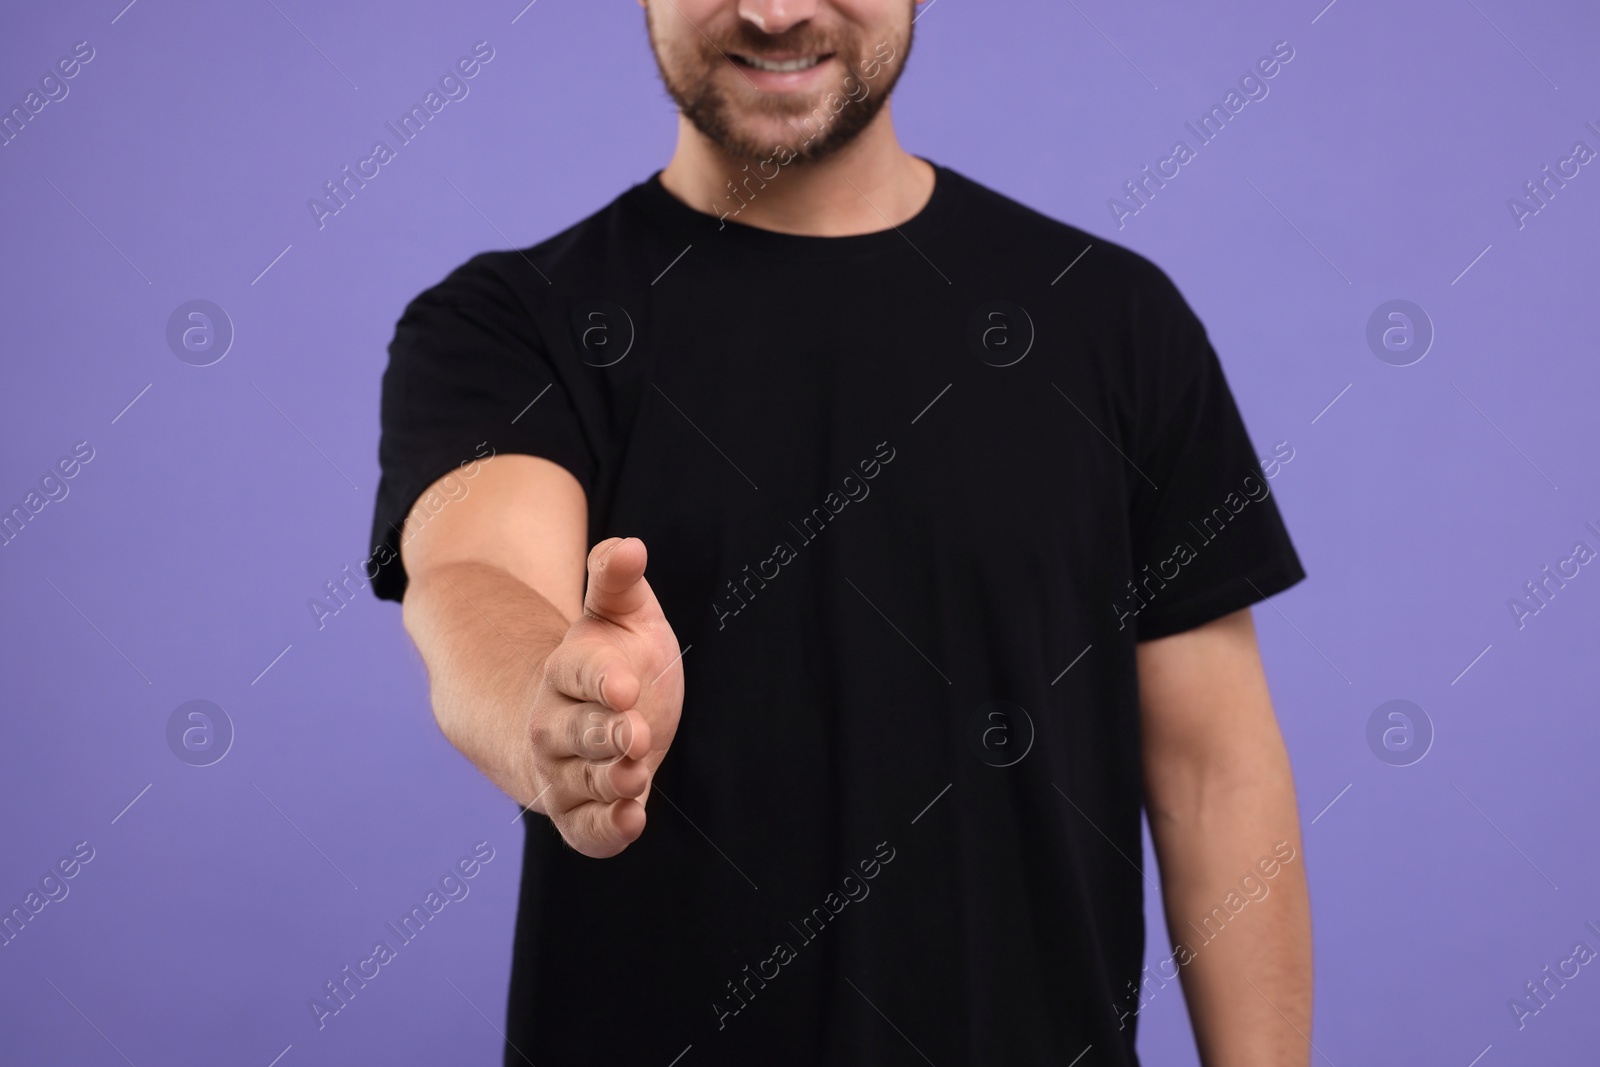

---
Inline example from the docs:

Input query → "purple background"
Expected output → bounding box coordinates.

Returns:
[3,0,1598,1063]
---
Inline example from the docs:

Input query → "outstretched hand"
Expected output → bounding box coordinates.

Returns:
[524,537,685,858]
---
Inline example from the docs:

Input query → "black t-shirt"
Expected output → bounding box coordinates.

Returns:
[369,159,1305,1066]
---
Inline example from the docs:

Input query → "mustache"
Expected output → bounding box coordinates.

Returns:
[713,28,849,60]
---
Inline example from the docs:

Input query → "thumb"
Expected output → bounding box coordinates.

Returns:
[585,536,656,623]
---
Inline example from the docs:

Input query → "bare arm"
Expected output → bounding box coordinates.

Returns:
[398,453,684,856]
[1138,607,1313,1065]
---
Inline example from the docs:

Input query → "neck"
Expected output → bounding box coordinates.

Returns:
[658,107,935,237]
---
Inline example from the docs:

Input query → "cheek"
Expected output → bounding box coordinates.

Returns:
[653,4,716,60]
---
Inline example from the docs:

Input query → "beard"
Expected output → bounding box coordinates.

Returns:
[645,8,912,165]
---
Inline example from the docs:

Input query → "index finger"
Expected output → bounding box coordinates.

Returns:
[541,637,642,711]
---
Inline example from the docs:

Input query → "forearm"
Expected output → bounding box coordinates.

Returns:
[401,559,571,812]
[1147,747,1312,1065]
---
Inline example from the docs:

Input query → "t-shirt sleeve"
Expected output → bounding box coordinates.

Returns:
[366,253,597,603]
[1122,271,1306,640]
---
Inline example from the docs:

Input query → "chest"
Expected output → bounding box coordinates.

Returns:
[569,282,1131,644]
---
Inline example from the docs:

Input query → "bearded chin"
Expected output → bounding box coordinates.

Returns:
[667,55,895,165]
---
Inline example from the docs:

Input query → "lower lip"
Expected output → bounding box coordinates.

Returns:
[731,54,837,92]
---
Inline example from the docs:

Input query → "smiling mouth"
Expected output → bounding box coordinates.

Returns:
[731,52,833,73]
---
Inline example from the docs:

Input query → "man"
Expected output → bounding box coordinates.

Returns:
[368,1,1313,1063]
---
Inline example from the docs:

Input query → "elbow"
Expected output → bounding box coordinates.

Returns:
[1143,740,1298,829]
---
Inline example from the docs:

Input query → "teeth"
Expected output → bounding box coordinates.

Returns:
[741,54,824,73]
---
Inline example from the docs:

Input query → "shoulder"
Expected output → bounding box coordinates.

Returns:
[942,168,1220,426]
[408,180,649,311]
[943,166,1208,392]
[945,165,1182,301]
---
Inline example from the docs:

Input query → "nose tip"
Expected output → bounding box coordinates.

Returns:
[738,0,819,37]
